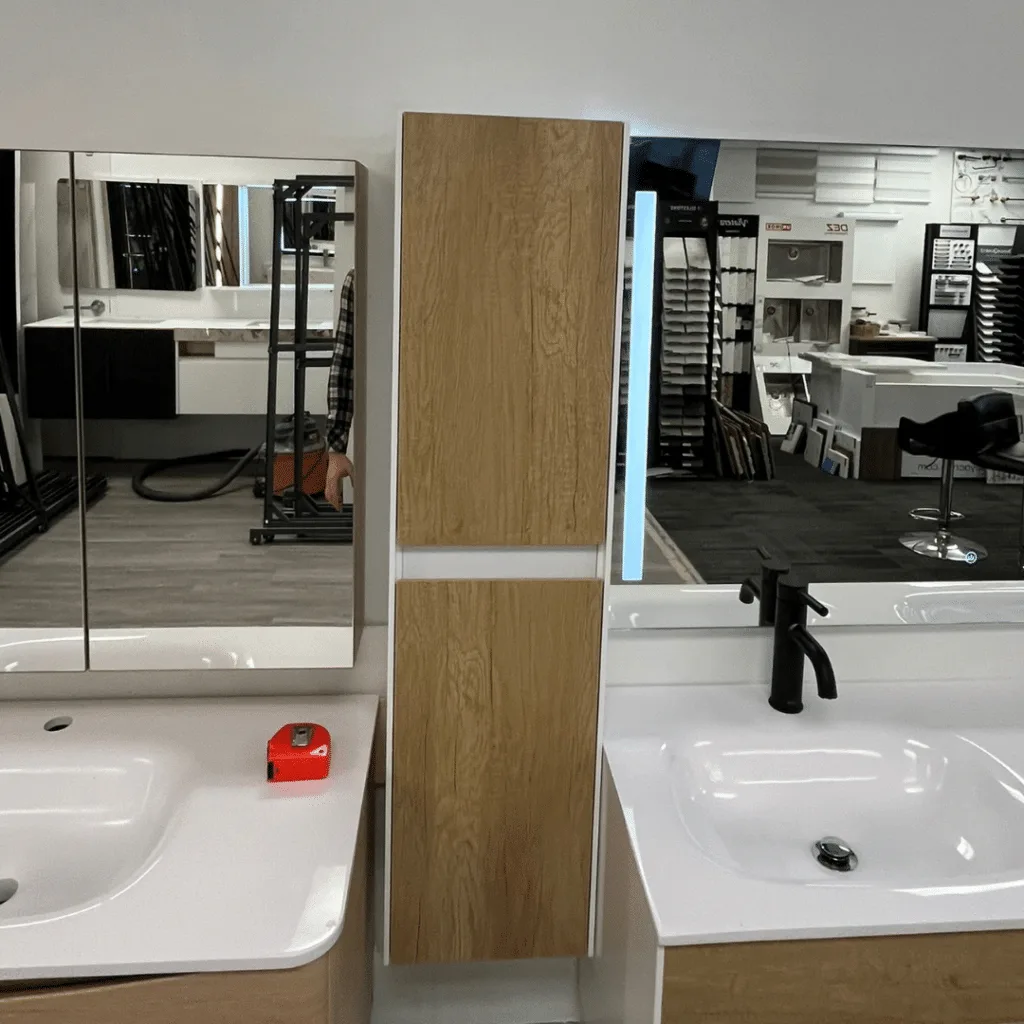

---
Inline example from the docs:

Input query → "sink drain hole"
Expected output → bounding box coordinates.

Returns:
[0,879,18,906]
[814,836,858,872]
[43,716,72,732]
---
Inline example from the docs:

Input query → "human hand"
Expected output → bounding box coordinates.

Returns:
[325,452,354,511]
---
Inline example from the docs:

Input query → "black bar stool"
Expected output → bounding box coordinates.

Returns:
[966,392,1024,572]
[897,408,988,564]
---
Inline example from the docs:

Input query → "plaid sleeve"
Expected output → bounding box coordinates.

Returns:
[327,268,356,453]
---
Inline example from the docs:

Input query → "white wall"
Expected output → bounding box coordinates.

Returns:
[4,0,1024,626]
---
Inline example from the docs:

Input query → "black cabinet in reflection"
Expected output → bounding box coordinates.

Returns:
[24,327,177,419]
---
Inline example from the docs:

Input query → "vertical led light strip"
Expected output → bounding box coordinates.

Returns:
[622,190,657,581]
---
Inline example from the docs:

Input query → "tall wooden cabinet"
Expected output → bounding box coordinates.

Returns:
[388,112,624,964]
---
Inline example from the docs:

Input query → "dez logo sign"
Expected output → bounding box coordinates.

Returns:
[826,223,850,233]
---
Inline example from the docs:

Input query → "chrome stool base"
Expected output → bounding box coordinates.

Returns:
[910,506,964,523]
[899,530,987,564]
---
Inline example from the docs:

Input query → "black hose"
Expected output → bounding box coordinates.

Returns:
[131,447,261,502]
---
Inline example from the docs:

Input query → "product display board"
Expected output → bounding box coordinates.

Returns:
[616,239,632,475]
[951,151,1024,225]
[754,217,856,353]
[972,224,1024,366]
[717,214,758,412]
[918,223,978,344]
[656,200,718,473]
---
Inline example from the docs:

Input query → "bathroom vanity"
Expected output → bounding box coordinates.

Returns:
[23,315,334,419]
[0,694,376,1024]
[583,683,1024,1023]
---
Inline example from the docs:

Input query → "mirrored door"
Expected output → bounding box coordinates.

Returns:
[65,152,365,672]
[1,149,88,672]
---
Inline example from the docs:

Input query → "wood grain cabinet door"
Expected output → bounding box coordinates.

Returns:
[397,112,624,547]
[390,579,603,964]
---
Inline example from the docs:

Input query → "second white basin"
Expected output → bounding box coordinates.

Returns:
[669,725,1024,886]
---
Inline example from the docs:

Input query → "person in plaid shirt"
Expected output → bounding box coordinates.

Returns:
[325,268,355,510]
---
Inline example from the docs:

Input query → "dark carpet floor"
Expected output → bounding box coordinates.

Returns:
[646,448,1024,584]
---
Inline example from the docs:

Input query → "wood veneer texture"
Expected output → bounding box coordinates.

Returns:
[396,112,623,546]
[662,929,1024,1024]
[390,578,603,963]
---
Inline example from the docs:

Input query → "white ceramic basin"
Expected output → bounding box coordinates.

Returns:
[896,586,1024,625]
[605,681,1024,945]
[0,696,377,980]
[669,726,1024,886]
[0,740,191,919]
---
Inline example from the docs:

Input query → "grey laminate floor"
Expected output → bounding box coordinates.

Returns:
[0,470,353,629]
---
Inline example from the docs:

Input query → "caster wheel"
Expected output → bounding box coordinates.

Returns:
[250,533,264,546]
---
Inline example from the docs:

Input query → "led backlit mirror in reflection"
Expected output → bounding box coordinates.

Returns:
[613,137,1024,624]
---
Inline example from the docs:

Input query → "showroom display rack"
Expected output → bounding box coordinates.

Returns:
[250,174,355,546]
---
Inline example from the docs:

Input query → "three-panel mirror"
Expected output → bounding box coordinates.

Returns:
[2,149,363,672]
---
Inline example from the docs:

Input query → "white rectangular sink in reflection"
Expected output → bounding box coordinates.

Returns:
[605,681,1024,945]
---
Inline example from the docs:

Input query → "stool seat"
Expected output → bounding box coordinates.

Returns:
[973,440,1024,475]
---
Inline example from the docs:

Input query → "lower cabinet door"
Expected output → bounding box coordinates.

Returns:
[24,328,176,419]
[390,578,603,964]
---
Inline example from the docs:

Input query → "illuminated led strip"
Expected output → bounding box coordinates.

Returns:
[621,190,656,581]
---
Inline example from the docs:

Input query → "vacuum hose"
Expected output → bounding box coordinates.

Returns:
[131,448,261,502]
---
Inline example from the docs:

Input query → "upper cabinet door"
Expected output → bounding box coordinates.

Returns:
[397,113,624,547]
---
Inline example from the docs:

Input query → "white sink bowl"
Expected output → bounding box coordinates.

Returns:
[0,741,191,919]
[605,682,1024,946]
[668,726,1024,886]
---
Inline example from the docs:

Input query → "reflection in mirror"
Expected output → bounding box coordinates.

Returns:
[24,152,363,670]
[1,150,89,671]
[58,179,200,291]
[614,137,1024,625]
[203,184,338,288]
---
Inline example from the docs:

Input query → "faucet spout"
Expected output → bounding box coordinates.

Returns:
[788,624,837,700]
[769,575,837,714]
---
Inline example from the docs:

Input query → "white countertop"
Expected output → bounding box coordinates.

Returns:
[607,580,1024,629]
[25,315,334,332]
[605,682,1024,947]
[0,694,376,980]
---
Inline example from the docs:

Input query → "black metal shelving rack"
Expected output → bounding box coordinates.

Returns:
[0,330,105,559]
[250,174,355,546]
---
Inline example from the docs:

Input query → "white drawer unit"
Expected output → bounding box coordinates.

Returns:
[178,355,330,415]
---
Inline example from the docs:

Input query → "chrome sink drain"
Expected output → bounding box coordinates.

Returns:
[0,879,18,906]
[813,836,857,872]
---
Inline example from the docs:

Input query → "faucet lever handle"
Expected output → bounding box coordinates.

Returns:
[801,592,830,618]
[756,545,790,573]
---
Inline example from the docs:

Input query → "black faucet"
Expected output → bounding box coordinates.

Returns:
[738,546,790,626]
[769,575,837,714]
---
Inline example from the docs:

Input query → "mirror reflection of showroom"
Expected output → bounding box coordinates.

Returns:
[617,140,1024,587]
[0,151,360,671]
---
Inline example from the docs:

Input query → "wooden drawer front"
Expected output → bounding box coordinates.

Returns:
[390,578,602,963]
[396,112,623,547]
[662,930,1024,1024]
